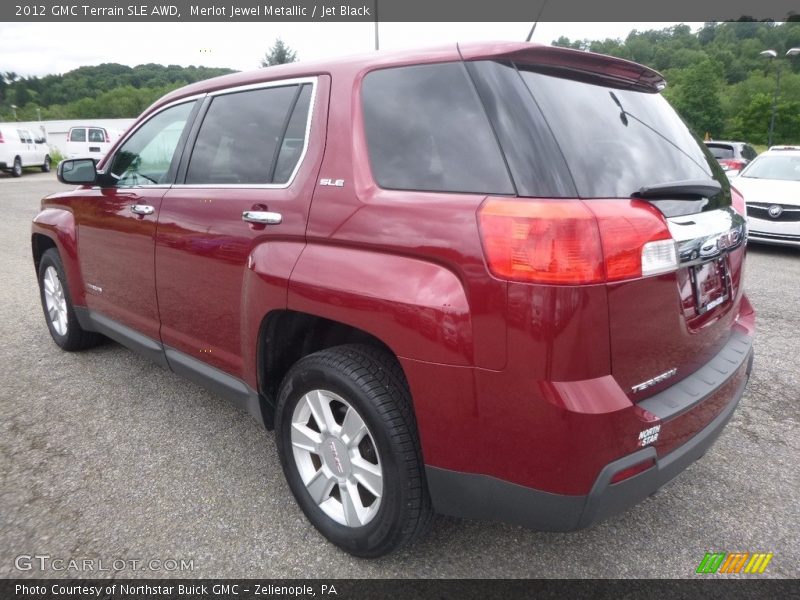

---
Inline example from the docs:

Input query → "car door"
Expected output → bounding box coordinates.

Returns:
[88,127,108,158]
[155,77,327,383]
[17,129,34,165]
[72,99,200,341]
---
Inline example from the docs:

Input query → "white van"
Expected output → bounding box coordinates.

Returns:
[64,126,121,161]
[0,126,52,177]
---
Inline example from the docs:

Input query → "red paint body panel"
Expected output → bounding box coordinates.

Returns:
[34,42,755,514]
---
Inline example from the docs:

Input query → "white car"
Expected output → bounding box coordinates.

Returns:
[64,126,121,161]
[732,147,800,247]
[0,125,52,177]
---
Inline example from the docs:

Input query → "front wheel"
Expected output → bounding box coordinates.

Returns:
[41,155,51,172]
[275,344,433,557]
[11,157,22,177]
[37,248,102,351]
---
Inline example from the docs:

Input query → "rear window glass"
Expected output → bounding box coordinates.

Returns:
[185,84,301,185]
[362,62,513,195]
[88,128,106,142]
[706,144,735,159]
[69,129,86,142]
[516,68,723,199]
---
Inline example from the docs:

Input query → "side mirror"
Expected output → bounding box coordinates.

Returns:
[35,138,46,144]
[58,158,97,185]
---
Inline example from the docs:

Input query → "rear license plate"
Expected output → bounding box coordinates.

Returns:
[691,259,729,315]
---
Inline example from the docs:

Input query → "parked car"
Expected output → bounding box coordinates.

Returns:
[64,125,121,161]
[0,125,51,176]
[732,147,800,247]
[32,42,755,557]
[704,140,758,175]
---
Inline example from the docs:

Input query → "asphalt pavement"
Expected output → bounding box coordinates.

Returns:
[1,171,798,578]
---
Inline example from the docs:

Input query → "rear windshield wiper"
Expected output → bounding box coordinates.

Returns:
[633,179,721,199]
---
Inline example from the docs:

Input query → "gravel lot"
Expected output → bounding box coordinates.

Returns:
[1,171,798,579]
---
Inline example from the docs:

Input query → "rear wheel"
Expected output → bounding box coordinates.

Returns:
[275,344,433,557]
[41,155,51,172]
[11,157,22,177]
[37,249,102,351]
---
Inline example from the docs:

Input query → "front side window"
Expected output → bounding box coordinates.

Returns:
[185,82,313,185]
[361,62,514,194]
[109,101,196,187]
[69,128,86,142]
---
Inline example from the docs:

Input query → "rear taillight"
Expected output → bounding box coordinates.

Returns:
[105,131,110,143]
[730,186,746,216]
[720,159,746,171]
[477,198,677,285]
[0,131,4,143]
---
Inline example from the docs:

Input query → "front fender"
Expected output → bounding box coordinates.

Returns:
[287,244,473,366]
[32,208,86,307]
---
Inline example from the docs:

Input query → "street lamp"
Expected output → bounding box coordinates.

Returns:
[10,104,17,120]
[760,48,800,147]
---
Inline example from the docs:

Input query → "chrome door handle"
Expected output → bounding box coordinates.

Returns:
[130,204,155,216]
[242,210,282,225]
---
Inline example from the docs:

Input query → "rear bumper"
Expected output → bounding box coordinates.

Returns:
[426,334,754,531]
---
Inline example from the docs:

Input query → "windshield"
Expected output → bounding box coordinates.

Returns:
[740,154,800,181]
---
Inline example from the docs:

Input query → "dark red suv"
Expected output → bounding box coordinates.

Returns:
[32,42,755,557]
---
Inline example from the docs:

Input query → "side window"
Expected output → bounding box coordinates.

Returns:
[89,128,106,143]
[109,101,196,187]
[743,145,757,161]
[185,83,307,185]
[273,84,313,184]
[69,128,86,142]
[361,62,514,194]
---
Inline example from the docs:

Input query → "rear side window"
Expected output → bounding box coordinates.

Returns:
[69,128,86,142]
[742,145,758,161]
[706,144,735,159]
[88,128,106,143]
[361,63,513,194]
[185,83,312,185]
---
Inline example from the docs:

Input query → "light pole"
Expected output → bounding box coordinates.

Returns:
[760,48,800,147]
[10,104,17,120]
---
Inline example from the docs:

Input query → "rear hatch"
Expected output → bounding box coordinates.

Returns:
[465,47,746,399]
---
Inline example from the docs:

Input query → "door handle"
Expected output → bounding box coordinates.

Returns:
[242,210,282,225]
[130,204,155,216]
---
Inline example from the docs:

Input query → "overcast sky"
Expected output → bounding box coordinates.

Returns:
[0,22,701,78]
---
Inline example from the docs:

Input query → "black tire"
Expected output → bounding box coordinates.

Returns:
[275,344,433,557]
[37,248,102,351]
[41,155,51,172]
[11,157,22,177]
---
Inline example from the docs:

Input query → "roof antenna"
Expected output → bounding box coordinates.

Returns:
[525,0,549,42]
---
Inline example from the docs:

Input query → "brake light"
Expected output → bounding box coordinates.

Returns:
[587,200,676,281]
[730,186,746,217]
[720,159,745,171]
[105,131,110,143]
[0,131,4,143]
[478,198,677,285]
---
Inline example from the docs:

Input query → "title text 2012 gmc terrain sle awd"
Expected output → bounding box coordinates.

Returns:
[33,42,755,557]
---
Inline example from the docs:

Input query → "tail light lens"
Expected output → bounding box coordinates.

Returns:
[0,131,4,143]
[730,186,746,216]
[478,198,677,285]
[104,131,110,143]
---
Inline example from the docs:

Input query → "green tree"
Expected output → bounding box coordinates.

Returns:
[260,38,298,67]
[664,59,725,137]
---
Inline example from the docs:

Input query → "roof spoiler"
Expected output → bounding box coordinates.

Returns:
[458,42,666,93]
